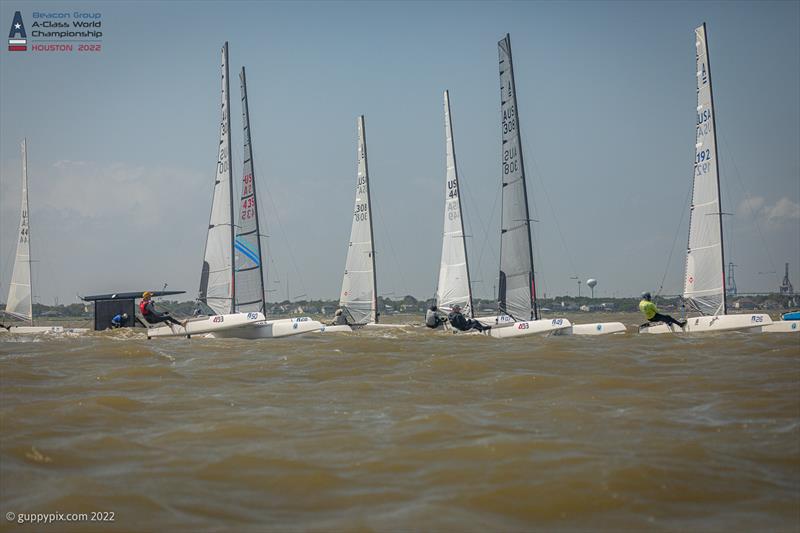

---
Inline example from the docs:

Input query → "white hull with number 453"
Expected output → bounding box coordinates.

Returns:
[147,312,266,338]
[487,318,572,338]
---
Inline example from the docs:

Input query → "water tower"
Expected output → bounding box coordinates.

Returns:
[587,278,597,299]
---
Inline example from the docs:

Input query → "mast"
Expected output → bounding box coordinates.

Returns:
[338,116,378,324]
[437,90,474,318]
[685,24,726,316]
[498,33,538,321]
[703,23,727,314]
[225,43,235,313]
[198,42,235,315]
[5,139,33,324]
[235,66,267,313]
[362,116,379,323]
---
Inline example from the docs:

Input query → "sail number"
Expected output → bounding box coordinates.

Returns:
[503,146,519,175]
[694,149,712,176]
[447,202,460,221]
[447,179,459,198]
[502,107,517,135]
[696,149,711,163]
[242,173,254,196]
[241,197,255,220]
[354,203,369,221]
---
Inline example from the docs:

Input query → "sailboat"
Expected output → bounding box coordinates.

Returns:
[1,140,87,335]
[641,24,772,334]
[148,43,321,338]
[479,35,572,339]
[436,87,624,337]
[321,116,404,333]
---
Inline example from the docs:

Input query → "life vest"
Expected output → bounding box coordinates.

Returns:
[639,299,657,320]
[139,299,151,316]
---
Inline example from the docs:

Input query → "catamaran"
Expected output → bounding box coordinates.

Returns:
[641,24,772,334]
[148,43,321,338]
[320,116,405,333]
[1,140,88,335]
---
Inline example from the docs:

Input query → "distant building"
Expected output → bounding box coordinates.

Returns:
[780,263,794,295]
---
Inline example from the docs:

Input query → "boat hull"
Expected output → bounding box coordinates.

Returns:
[1,326,88,335]
[487,318,571,338]
[761,320,799,333]
[639,314,772,334]
[147,312,266,338]
[207,317,322,338]
[554,322,627,336]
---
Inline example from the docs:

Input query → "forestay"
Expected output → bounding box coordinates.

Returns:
[684,23,726,316]
[436,90,473,318]
[199,42,235,315]
[339,116,377,324]
[5,139,32,322]
[234,66,266,314]
[498,34,537,321]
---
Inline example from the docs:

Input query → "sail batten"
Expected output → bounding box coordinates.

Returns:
[497,34,537,321]
[339,116,377,324]
[4,139,33,323]
[684,23,726,316]
[436,90,473,317]
[199,42,235,315]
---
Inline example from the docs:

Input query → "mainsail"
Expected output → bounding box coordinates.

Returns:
[436,90,473,318]
[497,34,537,321]
[199,42,235,315]
[234,66,266,313]
[684,23,726,316]
[5,139,33,322]
[339,115,377,324]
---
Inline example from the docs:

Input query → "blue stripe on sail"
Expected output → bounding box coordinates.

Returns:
[234,239,260,266]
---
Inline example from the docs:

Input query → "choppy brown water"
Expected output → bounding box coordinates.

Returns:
[1,313,798,532]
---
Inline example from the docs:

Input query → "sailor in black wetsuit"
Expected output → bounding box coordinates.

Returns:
[447,305,489,332]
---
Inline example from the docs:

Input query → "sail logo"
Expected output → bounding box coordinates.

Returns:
[8,11,27,51]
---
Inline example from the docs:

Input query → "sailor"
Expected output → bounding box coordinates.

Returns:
[140,291,184,327]
[639,292,686,328]
[425,304,444,328]
[110,312,128,329]
[331,308,349,326]
[447,304,489,332]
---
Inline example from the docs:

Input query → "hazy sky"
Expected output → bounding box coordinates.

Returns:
[1,0,798,305]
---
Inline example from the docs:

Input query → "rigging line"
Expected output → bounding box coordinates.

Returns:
[473,180,502,300]
[717,129,778,275]
[519,129,579,280]
[459,170,500,298]
[655,180,692,300]
[252,159,310,299]
[370,188,408,296]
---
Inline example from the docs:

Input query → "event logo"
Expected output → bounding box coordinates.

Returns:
[8,11,26,51]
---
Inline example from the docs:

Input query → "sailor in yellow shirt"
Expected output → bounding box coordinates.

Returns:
[639,292,686,328]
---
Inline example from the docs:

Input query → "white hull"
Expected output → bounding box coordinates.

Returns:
[207,317,322,338]
[487,318,571,338]
[640,314,772,334]
[475,314,515,328]
[554,322,627,336]
[147,312,266,338]
[1,325,88,335]
[317,322,407,334]
[761,320,799,333]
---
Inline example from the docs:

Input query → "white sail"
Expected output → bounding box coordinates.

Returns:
[339,116,377,324]
[5,139,32,322]
[234,66,266,314]
[684,23,726,316]
[498,34,537,321]
[199,42,235,315]
[436,90,473,318]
